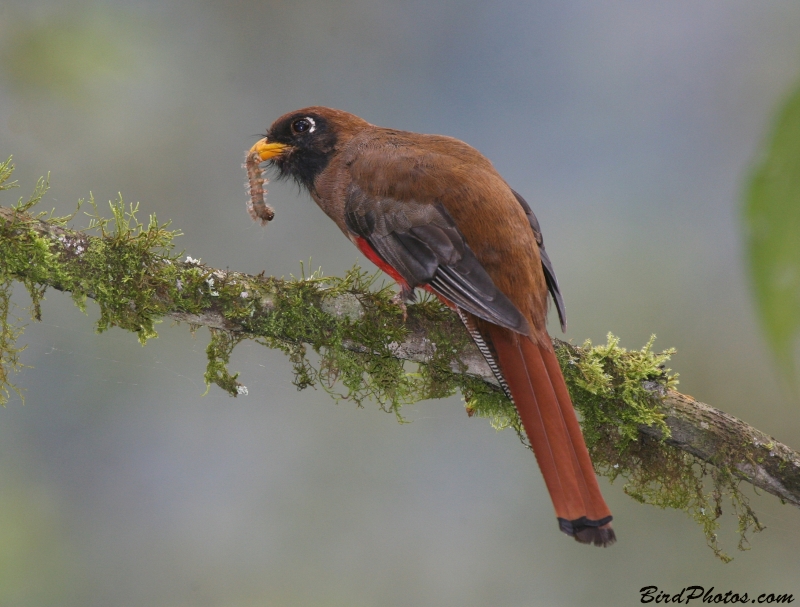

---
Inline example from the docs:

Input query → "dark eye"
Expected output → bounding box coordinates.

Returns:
[291,118,314,134]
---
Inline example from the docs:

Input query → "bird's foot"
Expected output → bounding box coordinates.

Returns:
[391,292,408,322]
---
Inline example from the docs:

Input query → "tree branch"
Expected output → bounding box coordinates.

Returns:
[2,203,799,518]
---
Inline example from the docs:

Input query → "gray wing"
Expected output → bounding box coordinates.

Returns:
[511,189,567,332]
[344,183,530,335]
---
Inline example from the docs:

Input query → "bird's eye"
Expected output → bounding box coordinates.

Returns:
[291,117,315,134]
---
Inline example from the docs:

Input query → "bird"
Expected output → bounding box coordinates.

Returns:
[249,107,615,547]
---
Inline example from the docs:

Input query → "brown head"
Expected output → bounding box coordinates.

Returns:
[250,107,370,190]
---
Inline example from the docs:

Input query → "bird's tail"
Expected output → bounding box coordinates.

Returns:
[486,324,616,547]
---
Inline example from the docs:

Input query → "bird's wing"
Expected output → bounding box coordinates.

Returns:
[344,182,529,335]
[510,189,567,332]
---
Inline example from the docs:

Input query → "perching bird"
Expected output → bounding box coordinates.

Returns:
[250,107,615,546]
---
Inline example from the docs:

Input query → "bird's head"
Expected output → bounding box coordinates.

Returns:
[250,106,370,190]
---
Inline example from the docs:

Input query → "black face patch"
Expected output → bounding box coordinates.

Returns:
[266,112,338,190]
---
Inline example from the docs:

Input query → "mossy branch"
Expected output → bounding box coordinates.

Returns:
[1,161,797,560]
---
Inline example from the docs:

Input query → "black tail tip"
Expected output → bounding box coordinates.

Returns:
[573,523,616,547]
[558,517,616,547]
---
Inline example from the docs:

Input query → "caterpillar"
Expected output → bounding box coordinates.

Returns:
[244,149,275,225]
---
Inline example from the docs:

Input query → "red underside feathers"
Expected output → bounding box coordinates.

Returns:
[355,237,456,309]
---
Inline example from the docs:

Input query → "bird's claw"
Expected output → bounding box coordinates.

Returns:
[391,292,408,322]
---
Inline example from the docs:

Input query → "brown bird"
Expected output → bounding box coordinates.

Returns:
[250,107,615,546]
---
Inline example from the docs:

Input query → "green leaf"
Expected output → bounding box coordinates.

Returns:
[745,83,800,385]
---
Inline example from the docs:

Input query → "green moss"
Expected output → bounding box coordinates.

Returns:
[0,157,39,404]
[204,328,247,396]
[0,158,189,403]
[559,333,676,448]
[0,165,185,339]
[556,334,764,562]
[221,268,467,419]
[0,276,27,406]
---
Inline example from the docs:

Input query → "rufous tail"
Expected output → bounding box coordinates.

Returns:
[486,325,616,547]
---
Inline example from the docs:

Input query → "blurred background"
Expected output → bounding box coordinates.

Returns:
[2,1,800,605]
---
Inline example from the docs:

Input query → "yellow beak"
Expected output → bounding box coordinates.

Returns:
[250,138,289,161]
